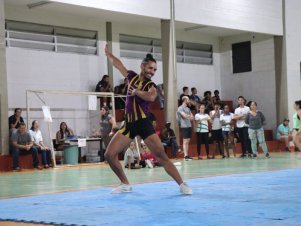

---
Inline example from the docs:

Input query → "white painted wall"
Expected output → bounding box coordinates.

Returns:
[175,0,283,36]
[283,0,301,120]
[220,33,277,130]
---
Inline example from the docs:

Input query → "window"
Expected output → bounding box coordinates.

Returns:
[232,41,252,73]
[120,34,213,65]
[5,20,98,55]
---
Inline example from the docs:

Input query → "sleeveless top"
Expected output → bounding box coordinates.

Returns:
[293,111,300,129]
[125,71,156,123]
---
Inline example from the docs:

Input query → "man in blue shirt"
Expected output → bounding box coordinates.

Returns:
[276,118,293,152]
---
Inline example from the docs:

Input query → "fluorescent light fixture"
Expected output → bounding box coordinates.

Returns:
[27,1,52,9]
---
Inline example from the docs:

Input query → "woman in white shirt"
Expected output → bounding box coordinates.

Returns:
[30,120,52,168]
[195,104,212,159]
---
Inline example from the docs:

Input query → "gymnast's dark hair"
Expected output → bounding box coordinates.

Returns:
[142,53,156,64]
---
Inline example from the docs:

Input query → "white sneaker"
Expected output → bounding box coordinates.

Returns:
[111,183,132,194]
[146,159,154,168]
[180,182,193,195]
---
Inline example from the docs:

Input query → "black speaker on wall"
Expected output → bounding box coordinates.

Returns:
[232,41,252,73]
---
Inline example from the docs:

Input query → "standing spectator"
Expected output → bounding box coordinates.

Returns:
[161,122,182,159]
[233,96,252,158]
[293,100,301,152]
[220,105,235,157]
[9,108,24,130]
[210,102,225,158]
[95,74,113,108]
[10,122,42,171]
[177,96,194,161]
[157,84,164,110]
[190,87,201,111]
[29,120,53,168]
[195,104,212,159]
[245,101,270,158]
[124,141,146,169]
[276,118,293,152]
[100,106,117,162]
[179,86,190,101]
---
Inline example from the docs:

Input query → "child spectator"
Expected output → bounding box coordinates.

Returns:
[140,141,160,168]
[124,141,146,169]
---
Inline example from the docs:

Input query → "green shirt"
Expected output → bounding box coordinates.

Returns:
[293,112,300,129]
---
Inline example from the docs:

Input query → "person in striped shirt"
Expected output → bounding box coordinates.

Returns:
[104,45,192,195]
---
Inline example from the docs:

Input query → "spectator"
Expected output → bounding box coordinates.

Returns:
[114,77,128,109]
[195,104,212,159]
[99,106,117,162]
[124,141,146,169]
[212,90,221,103]
[177,96,194,161]
[190,87,201,111]
[161,122,182,159]
[210,102,225,158]
[245,101,270,158]
[95,74,113,108]
[10,122,42,171]
[55,122,74,151]
[220,105,235,157]
[9,108,24,130]
[293,100,301,152]
[157,83,164,110]
[179,86,190,101]
[276,118,293,152]
[233,96,252,158]
[29,120,53,168]
[140,141,160,168]
[202,91,213,114]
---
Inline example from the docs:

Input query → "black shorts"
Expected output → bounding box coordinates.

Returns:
[181,127,192,139]
[211,129,224,141]
[119,118,155,140]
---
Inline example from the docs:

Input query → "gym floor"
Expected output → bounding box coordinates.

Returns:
[1,153,301,225]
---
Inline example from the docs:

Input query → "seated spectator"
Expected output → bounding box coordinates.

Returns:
[140,141,161,168]
[95,74,113,108]
[9,108,24,131]
[179,86,190,102]
[276,118,293,152]
[212,90,221,103]
[10,122,42,171]
[190,87,201,111]
[202,91,213,114]
[114,77,128,109]
[157,83,164,110]
[124,141,146,169]
[55,122,74,151]
[29,120,53,168]
[161,122,182,158]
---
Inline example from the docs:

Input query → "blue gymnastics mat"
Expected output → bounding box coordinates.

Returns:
[1,169,301,226]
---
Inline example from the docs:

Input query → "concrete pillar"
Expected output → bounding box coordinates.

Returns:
[276,0,301,126]
[0,0,9,155]
[106,22,114,87]
[161,0,179,139]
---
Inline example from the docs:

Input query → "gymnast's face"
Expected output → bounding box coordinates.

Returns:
[141,61,157,80]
